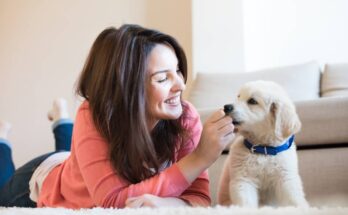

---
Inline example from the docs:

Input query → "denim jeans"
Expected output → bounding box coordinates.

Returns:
[0,119,73,207]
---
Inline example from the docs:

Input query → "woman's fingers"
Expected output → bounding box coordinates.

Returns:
[206,109,226,123]
[125,197,143,208]
[126,194,160,208]
[206,110,233,131]
[215,116,233,131]
[218,122,235,137]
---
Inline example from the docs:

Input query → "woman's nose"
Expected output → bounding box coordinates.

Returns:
[172,73,186,91]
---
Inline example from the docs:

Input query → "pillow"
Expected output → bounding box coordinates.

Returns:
[321,63,348,97]
[188,61,321,109]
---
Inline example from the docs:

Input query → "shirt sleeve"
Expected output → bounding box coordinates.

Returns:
[176,101,211,206]
[73,103,192,208]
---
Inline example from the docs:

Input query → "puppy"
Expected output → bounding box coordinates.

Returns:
[218,80,308,208]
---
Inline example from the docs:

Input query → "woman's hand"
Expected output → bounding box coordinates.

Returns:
[195,109,235,165]
[177,109,234,183]
[125,194,188,208]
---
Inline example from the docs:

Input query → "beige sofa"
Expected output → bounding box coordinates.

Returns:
[187,61,348,207]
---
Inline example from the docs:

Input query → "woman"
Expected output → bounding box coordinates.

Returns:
[0,24,234,208]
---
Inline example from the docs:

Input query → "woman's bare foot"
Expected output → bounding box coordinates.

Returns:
[0,120,12,140]
[47,98,70,122]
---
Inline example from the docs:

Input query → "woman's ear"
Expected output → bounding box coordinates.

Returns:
[271,101,301,139]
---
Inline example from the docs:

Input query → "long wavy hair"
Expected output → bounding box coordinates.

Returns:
[76,24,189,183]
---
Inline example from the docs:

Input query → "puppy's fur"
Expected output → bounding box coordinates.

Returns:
[218,80,308,207]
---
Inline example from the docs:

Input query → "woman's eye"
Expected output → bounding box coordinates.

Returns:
[247,98,258,105]
[157,76,168,83]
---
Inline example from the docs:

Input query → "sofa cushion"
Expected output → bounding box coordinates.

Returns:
[188,61,321,109]
[321,63,348,97]
[295,96,348,146]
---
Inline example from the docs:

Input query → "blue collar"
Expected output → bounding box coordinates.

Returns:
[243,135,294,156]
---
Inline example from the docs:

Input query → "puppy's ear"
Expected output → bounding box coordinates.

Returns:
[271,101,301,138]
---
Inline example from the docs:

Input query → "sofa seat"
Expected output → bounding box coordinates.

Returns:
[208,147,348,207]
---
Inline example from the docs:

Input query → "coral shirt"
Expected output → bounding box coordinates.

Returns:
[38,101,210,208]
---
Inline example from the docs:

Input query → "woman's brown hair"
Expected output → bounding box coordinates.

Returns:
[76,24,189,183]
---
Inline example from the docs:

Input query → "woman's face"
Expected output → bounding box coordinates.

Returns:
[146,43,186,129]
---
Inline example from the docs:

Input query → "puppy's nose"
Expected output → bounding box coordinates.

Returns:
[223,104,234,114]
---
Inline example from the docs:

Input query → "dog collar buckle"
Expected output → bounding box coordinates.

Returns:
[251,145,257,153]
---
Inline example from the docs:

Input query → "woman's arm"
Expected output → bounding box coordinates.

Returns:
[74,102,233,208]
[74,105,193,208]
[174,102,233,207]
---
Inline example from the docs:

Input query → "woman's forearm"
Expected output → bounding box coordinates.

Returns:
[176,151,211,184]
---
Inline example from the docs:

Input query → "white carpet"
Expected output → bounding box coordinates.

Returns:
[1,206,348,215]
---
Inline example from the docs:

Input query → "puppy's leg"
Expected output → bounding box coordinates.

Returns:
[229,179,258,207]
[276,174,308,207]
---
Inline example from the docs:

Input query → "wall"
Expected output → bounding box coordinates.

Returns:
[243,0,348,71]
[0,0,192,167]
[2,0,348,167]
[192,0,245,74]
[191,0,348,73]
[145,0,192,98]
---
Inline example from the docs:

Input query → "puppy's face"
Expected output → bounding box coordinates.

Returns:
[227,81,301,144]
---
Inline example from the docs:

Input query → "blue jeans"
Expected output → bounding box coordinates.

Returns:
[0,119,73,207]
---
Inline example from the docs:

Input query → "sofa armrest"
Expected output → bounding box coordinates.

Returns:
[296,96,348,146]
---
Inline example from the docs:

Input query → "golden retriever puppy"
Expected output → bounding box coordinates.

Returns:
[218,80,308,208]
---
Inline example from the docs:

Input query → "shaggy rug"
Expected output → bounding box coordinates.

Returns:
[1,206,348,215]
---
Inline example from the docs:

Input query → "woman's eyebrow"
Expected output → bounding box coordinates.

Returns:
[150,70,169,77]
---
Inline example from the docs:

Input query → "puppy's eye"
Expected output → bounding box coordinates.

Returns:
[247,98,258,105]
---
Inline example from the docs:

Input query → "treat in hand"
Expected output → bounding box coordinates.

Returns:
[223,104,233,114]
